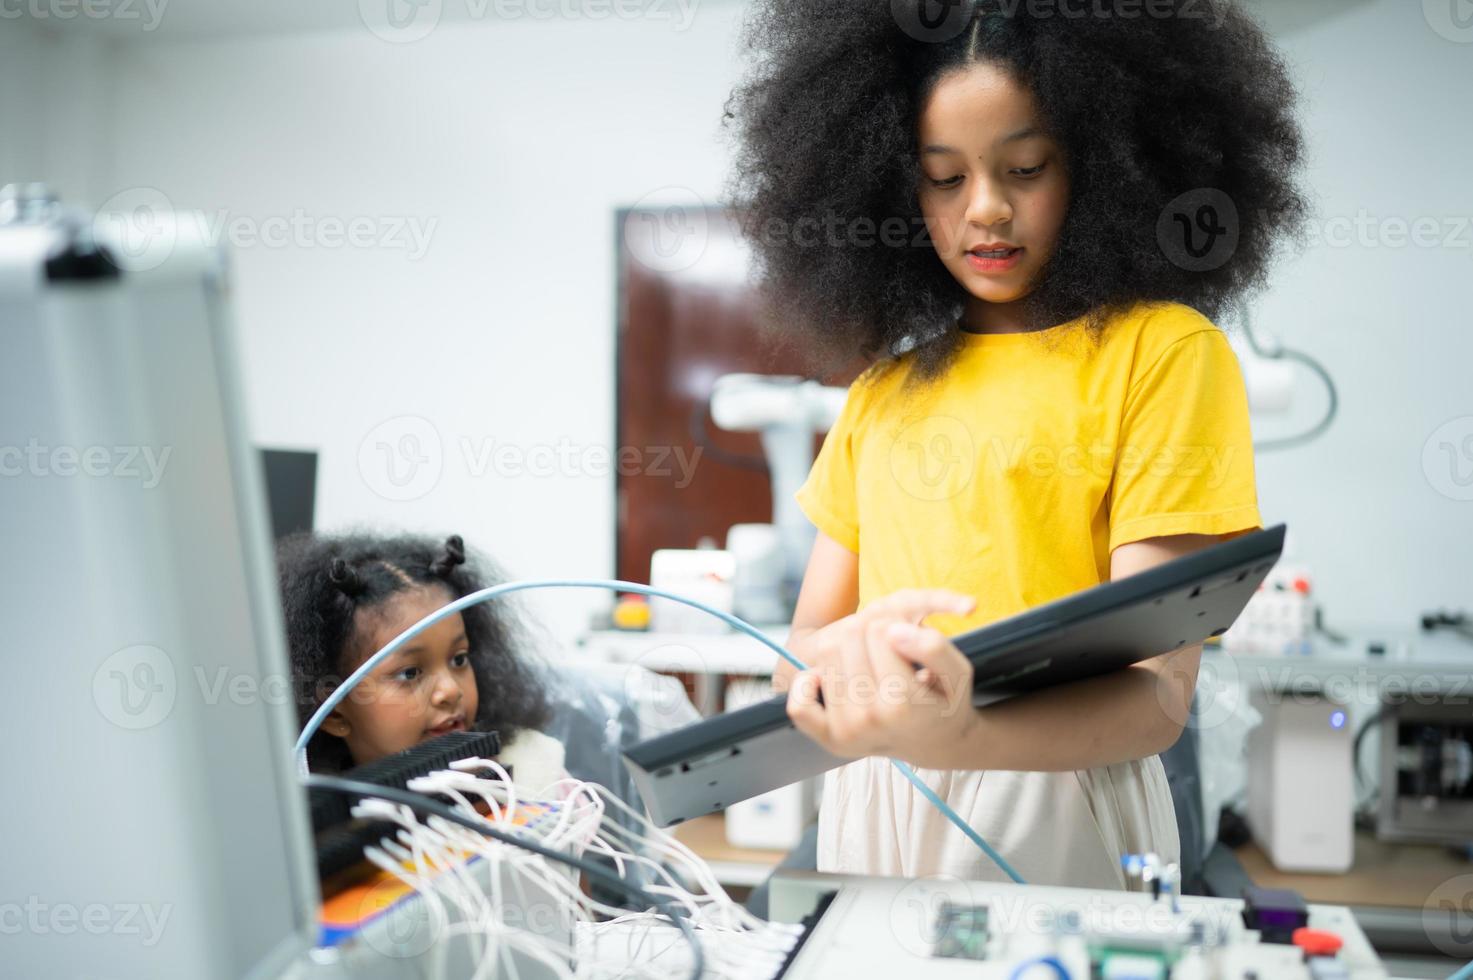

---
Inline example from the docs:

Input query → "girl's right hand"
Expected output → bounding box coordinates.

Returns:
[773,588,976,692]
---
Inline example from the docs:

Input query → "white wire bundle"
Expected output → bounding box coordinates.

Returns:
[345,758,804,980]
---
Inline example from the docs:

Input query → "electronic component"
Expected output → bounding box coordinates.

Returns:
[1242,886,1310,943]
[1100,951,1168,979]
[612,592,652,630]
[1377,698,1473,844]
[1294,927,1345,958]
[1308,958,1353,980]
[1420,609,1473,643]
[1220,563,1314,654]
[931,901,990,960]
[309,730,502,881]
[1122,852,1182,911]
[766,873,1387,980]
[768,891,837,979]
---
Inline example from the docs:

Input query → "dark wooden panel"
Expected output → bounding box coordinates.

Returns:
[614,206,832,585]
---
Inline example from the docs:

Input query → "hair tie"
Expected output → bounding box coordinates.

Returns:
[328,558,367,598]
[430,534,466,578]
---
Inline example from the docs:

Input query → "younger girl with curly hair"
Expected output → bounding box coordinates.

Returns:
[728,0,1307,888]
[276,531,562,783]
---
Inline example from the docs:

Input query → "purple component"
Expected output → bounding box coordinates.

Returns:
[1257,909,1306,928]
[1242,886,1310,942]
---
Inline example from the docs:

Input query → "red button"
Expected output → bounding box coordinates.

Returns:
[1293,927,1343,957]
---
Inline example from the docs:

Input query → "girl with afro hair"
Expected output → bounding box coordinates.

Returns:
[732,0,1307,888]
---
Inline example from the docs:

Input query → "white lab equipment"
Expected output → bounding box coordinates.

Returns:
[649,547,737,634]
[1246,688,1355,873]
[725,522,787,624]
[1228,330,1297,415]
[708,373,846,613]
[1220,562,1315,655]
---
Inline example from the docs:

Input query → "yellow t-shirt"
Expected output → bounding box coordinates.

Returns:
[794,300,1262,888]
[796,300,1263,635]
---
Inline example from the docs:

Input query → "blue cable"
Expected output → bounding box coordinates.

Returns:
[1449,962,1473,980]
[1007,956,1071,980]
[293,577,1026,884]
[294,579,803,759]
[891,761,1024,883]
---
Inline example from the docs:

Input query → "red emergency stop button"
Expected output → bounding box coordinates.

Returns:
[1293,927,1343,957]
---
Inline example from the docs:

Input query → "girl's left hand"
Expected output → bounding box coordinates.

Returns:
[784,617,977,768]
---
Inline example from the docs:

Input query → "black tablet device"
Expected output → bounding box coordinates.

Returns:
[622,524,1285,827]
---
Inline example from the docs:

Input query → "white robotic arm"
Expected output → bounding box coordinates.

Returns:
[709,374,847,612]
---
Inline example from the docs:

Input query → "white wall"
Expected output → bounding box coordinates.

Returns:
[23,7,749,642]
[0,20,48,180]
[5,0,1470,642]
[0,23,110,198]
[1241,0,1473,633]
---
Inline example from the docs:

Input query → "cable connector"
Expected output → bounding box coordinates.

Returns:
[1121,852,1181,914]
